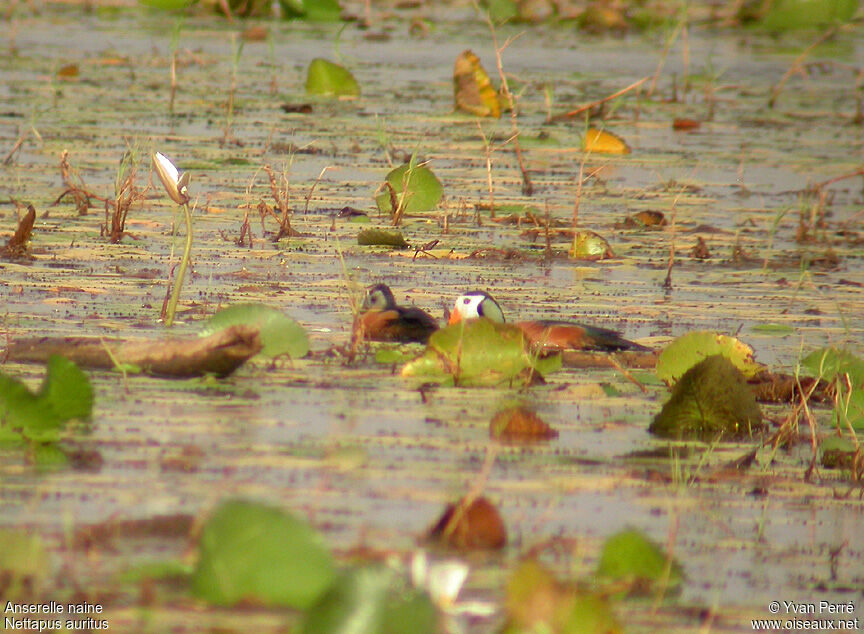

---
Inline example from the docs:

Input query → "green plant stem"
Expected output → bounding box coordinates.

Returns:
[165,202,192,327]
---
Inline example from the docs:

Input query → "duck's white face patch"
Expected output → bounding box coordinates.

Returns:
[454,293,486,320]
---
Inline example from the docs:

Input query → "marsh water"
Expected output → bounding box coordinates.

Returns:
[1,1,864,631]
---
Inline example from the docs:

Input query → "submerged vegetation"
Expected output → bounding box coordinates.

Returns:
[1,0,863,631]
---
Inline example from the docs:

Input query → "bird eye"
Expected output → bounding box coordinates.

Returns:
[462,298,471,305]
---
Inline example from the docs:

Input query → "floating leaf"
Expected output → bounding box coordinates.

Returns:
[453,50,500,118]
[139,0,197,9]
[301,565,439,634]
[582,127,630,154]
[481,0,518,21]
[756,0,857,30]
[490,406,558,442]
[558,593,624,634]
[821,436,858,470]
[505,560,561,630]
[429,496,506,551]
[200,304,309,359]
[649,355,764,440]
[305,58,360,97]
[31,442,69,470]
[505,560,623,634]
[833,388,864,431]
[374,162,443,216]
[192,499,336,608]
[280,0,341,21]
[401,319,558,387]
[374,346,418,365]
[40,355,93,422]
[596,528,683,595]
[802,348,864,387]
[0,530,49,601]
[656,331,762,386]
[570,230,614,260]
[225,0,271,17]
[357,228,409,248]
[0,373,62,442]
[301,566,393,634]
[751,324,795,334]
[0,356,92,442]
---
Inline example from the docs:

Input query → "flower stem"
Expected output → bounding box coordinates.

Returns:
[165,201,193,327]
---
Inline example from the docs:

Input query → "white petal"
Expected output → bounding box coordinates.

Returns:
[153,152,188,204]
[426,561,469,608]
[154,152,180,184]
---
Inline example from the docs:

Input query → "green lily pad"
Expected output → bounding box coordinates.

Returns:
[758,0,857,30]
[802,347,864,387]
[504,560,623,634]
[280,0,341,21]
[0,356,92,442]
[374,162,443,216]
[751,324,795,334]
[656,331,762,386]
[833,388,864,431]
[401,319,560,387]
[481,0,519,21]
[0,529,49,601]
[31,442,69,470]
[649,355,764,440]
[374,346,418,365]
[821,435,859,470]
[301,566,393,634]
[305,59,360,97]
[570,230,614,260]
[192,499,336,608]
[139,0,197,10]
[596,528,683,595]
[357,228,409,249]
[300,565,438,634]
[41,355,93,422]
[0,373,61,442]
[200,303,309,359]
[559,593,624,634]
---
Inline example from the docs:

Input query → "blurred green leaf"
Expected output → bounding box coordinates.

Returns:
[306,59,360,97]
[650,355,764,440]
[301,566,393,634]
[201,303,309,359]
[0,529,49,601]
[302,566,439,634]
[402,319,558,386]
[596,528,682,595]
[192,499,336,608]
[357,229,409,248]
[41,355,93,422]
[657,331,762,386]
[802,348,864,387]
[833,388,864,431]
[570,230,613,260]
[0,373,60,441]
[374,346,417,364]
[375,163,443,216]
[751,324,794,334]
[31,442,69,470]
[758,0,857,30]
[139,0,196,9]
[481,0,519,21]
[280,0,341,21]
